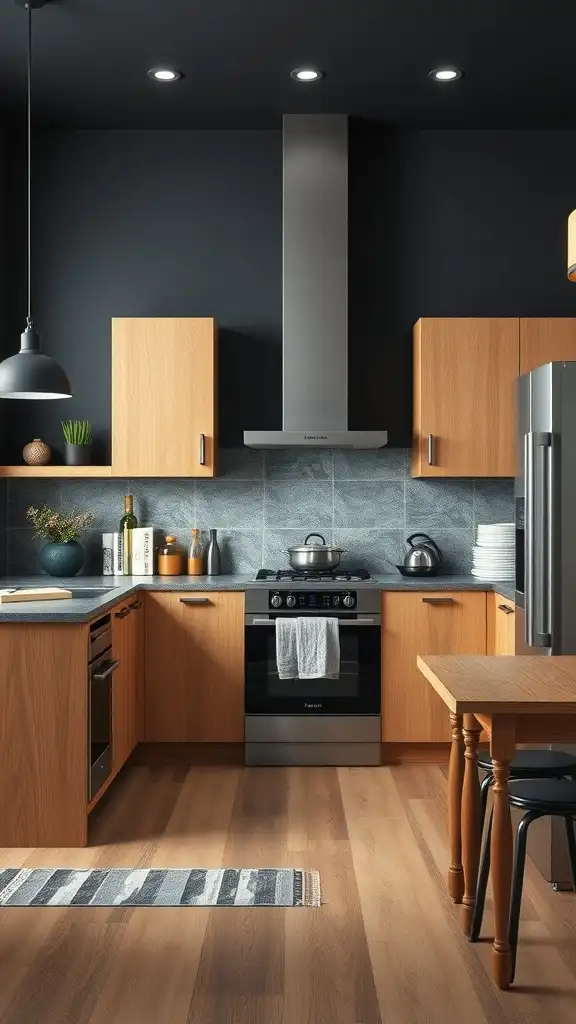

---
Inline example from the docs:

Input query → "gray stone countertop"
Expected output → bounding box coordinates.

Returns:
[0,573,516,623]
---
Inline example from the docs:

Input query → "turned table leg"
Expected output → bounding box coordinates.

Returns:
[490,716,516,990]
[448,712,465,903]
[461,713,483,934]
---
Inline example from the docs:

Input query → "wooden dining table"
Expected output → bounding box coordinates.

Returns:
[417,653,576,990]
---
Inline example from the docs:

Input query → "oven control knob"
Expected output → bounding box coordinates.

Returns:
[343,593,355,609]
[286,593,296,608]
[271,593,283,608]
[332,594,341,606]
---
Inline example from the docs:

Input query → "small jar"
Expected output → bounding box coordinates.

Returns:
[157,536,185,576]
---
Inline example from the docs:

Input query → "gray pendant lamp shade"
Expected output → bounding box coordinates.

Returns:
[0,0,72,400]
[0,324,72,399]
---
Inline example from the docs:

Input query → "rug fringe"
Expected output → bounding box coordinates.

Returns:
[302,869,322,907]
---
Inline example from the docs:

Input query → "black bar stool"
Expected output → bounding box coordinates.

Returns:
[472,778,576,983]
[477,749,576,832]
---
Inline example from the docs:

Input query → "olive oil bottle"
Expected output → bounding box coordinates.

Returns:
[120,494,138,574]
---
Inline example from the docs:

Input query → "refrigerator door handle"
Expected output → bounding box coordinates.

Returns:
[525,431,552,648]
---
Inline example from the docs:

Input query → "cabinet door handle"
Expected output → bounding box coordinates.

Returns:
[92,658,120,681]
[180,597,211,605]
[421,597,454,605]
[115,607,130,619]
[199,433,206,466]
[129,599,142,610]
[427,434,436,466]
[498,603,514,615]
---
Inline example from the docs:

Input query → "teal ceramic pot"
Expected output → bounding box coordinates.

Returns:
[39,540,84,577]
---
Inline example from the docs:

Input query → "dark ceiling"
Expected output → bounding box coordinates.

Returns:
[0,0,575,129]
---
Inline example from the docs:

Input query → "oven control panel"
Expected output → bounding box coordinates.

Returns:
[269,590,357,610]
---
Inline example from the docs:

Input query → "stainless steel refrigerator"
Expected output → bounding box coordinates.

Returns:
[515,360,576,886]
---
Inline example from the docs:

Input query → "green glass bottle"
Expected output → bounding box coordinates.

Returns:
[120,494,138,575]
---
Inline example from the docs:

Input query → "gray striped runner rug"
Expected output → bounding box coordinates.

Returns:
[0,868,321,907]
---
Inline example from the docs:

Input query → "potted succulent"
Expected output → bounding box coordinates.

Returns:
[62,419,92,466]
[26,505,94,577]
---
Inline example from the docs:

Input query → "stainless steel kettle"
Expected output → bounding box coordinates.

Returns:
[397,533,443,577]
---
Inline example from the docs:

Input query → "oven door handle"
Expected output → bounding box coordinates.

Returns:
[248,617,378,626]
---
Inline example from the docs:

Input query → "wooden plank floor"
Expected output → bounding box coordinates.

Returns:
[0,763,575,1022]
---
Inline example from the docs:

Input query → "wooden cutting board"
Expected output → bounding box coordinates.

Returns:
[0,587,73,604]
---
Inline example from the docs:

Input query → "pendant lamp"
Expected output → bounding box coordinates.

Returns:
[0,0,72,399]
[569,210,576,282]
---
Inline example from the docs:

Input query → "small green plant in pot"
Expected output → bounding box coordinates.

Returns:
[62,419,92,466]
[27,505,94,577]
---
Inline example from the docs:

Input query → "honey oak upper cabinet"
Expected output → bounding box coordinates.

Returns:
[111,317,218,477]
[487,593,516,656]
[412,318,519,478]
[381,591,487,742]
[145,591,244,742]
[520,318,576,375]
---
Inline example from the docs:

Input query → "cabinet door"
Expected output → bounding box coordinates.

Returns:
[112,599,142,772]
[487,593,515,655]
[520,318,576,375]
[413,318,518,477]
[111,317,217,477]
[145,592,244,742]
[382,591,487,742]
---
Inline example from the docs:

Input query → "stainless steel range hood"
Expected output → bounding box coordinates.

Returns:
[244,114,387,450]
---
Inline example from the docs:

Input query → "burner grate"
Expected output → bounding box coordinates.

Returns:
[254,568,373,583]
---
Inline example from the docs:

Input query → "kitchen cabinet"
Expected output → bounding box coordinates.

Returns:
[145,591,244,742]
[111,317,218,477]
[487,592,516,655]
[381,591,487,742]
[112,596,144,773]
[412,318,518,477]
[520,318,576,375]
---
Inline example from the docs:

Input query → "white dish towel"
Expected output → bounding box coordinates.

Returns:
[296,617,340,679]
[276,618,299,679]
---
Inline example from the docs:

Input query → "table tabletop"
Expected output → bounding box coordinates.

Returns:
[416,654,576,714]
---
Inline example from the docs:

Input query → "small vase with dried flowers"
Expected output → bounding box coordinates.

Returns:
[26,505,94,577]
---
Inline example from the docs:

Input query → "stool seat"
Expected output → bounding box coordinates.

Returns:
[508,779,576,814]
[477,749,576,777]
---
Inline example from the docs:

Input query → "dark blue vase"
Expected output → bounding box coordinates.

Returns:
[39,540,84,577]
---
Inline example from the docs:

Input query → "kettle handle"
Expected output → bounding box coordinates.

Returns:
[406,533,443,565]
[304,533,327,546]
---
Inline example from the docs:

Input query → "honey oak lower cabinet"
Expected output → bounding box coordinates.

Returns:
[382,591,487,742]
[145,592,244,742]
[112,595,144,772]
[487,593,516,655]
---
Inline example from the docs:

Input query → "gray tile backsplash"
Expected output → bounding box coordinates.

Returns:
[3,450,515,576]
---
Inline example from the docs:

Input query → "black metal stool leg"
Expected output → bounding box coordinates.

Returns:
[470,808,493,941]
[509,810,540,984]
[564,817,576,892]
[480,772,493,834]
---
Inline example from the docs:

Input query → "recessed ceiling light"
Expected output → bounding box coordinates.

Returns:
[290,67,324,82]
[428,67,462,82]
[148,68,182,82]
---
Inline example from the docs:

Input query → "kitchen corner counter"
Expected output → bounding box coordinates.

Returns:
[0,573,516,622]
[0,575,252,623]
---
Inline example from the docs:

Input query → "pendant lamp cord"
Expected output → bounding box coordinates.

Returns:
[26,2,32,329]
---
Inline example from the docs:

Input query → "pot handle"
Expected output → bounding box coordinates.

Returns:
[406,533,443,565]
[304,533,327,546]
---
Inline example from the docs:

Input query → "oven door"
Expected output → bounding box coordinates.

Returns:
[245,614,381,715]
[88,651,118,800]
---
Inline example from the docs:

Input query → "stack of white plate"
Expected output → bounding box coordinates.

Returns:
[472,523,515,580]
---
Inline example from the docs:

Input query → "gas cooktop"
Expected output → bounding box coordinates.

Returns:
[253,568,375,583]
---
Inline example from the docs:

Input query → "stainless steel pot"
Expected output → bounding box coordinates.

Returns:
[287,533,347,571]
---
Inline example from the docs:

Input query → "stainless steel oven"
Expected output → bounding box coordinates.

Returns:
[245,584,381,765]
[88,615,119,801]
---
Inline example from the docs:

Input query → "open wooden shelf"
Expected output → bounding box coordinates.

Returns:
[0,466,113,478]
